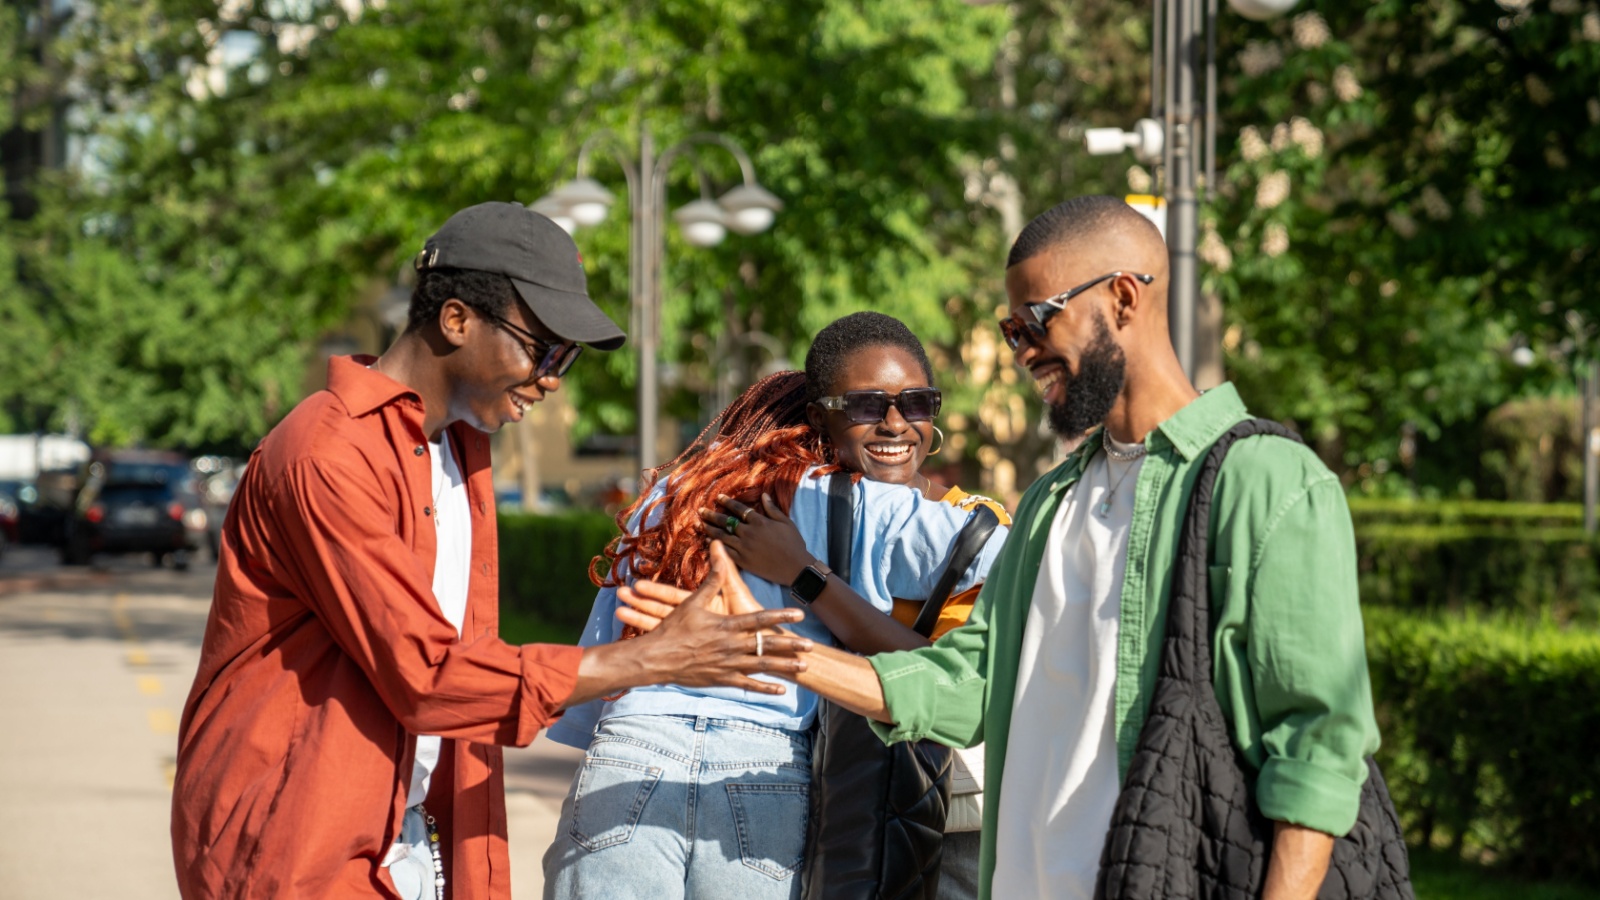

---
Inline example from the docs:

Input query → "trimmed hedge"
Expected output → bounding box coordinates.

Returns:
[497,511,619,630]
[1348,498,1585,529]
[1349,500,1600,624]
[1366,607,1600,880]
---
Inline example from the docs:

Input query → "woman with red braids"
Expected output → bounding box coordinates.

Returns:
[703,311,1012,900]
[543,322,1007,900]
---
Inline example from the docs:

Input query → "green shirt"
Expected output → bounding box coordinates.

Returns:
[869,384,1379,899]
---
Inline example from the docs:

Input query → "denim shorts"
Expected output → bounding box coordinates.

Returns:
[543,714,812,900]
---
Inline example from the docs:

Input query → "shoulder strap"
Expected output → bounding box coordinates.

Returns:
[1165,418,1304,685]
[826,471,854,583]
[913,504,1001,638]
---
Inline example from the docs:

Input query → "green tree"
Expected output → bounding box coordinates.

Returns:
[5,0,1017,453]
[1201,0,1597,491]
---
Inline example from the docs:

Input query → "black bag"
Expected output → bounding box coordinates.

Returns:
[1096,419,1414,900]
[800,472,1001,900]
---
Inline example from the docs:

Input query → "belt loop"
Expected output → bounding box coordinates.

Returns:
[696,716,709,733]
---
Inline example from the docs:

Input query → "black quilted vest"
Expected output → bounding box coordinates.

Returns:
[1095,419,1414,900]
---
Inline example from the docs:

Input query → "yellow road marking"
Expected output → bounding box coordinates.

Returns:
[127,648,149,667]
[137,676,162,696]
[147,709,179,735]
[112,593,135,637]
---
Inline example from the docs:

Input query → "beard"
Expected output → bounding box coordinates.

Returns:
[1045,312,1127,441]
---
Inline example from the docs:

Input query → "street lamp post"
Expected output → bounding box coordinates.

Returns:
[537,127,782,473]
[1084,0,1298,378]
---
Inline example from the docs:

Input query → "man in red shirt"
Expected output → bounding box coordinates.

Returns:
[171,202,810,899]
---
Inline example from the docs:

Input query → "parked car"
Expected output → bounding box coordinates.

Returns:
[61,450,206,570]
[0,486,18,560]
[194,457,243,561]
[11,470,78,546]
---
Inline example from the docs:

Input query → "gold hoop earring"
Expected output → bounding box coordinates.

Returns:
[927,426,944,457]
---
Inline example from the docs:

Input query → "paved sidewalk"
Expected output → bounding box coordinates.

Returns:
[0,547,582,899]
[507,738,585,898]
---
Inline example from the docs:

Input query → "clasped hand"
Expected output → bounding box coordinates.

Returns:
[614,541,810,696]
[620,540,781,635]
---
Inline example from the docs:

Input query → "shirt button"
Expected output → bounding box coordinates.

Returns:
[414,445,425,456]
[423,507,432,517]
[478,501,486,514]
[481,563,490,575]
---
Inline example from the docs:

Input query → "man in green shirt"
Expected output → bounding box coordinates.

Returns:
[621,196,1378,900]
[695,196,1372,900]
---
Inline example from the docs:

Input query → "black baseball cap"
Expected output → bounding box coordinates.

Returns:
[415,201,626,351]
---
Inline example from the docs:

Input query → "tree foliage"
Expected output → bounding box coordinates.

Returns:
[1205,0,1598,490]
[2,0,1594,496]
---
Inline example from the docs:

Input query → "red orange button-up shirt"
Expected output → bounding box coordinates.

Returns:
[172,356,583,898]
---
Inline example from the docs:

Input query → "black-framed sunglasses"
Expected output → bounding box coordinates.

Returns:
[815,387,943,424]
[996,271,1155,351]
[483,312,583,380]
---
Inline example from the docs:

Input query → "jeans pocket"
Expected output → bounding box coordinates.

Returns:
[569,756,663,852]
[726,783,809,880]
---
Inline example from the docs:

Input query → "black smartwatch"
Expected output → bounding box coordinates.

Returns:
[788,562,833,606]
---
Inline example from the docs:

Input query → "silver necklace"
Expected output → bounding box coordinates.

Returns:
[1101,428,1149,463]
[1097,430,1147,518]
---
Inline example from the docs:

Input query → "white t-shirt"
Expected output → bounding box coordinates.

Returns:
[992,436,1145,899]
[406,432,473,808]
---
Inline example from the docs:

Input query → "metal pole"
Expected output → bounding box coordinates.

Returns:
[1584,359,1597,535]
[636,126,660,475]
[1165,0,1199,378]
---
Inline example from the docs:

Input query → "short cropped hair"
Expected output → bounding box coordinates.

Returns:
[1006,195,1162,269]
[406,267,517,332]
[804,311,935,402]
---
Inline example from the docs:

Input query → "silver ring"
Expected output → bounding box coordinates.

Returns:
[755,632,764,657]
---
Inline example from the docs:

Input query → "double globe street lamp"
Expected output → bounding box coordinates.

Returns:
[533,127,782,473]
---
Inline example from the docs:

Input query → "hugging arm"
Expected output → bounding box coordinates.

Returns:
[704,492,929,653]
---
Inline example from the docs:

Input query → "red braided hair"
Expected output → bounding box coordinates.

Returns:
[590,370,840,594]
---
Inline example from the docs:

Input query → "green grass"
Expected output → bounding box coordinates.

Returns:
[1410,849,1600,900]
[499,609,584,646]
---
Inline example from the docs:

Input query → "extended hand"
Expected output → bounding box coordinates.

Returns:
[619,541,770,629]
[700,492,815,586]
[571,542,812,706]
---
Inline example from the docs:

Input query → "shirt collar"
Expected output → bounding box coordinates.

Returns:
[1148,382,1248,461]
[326,354,423,419]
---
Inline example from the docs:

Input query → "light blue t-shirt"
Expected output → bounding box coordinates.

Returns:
[547,467,1009,748]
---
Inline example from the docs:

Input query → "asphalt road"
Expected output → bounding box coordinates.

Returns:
[0,545,583,900]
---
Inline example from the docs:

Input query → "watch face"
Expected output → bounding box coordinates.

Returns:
[790,566,829,605]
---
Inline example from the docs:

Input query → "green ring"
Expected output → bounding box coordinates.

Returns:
[725,515,739,534]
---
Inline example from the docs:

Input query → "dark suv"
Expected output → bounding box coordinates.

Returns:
[61,451,207,570]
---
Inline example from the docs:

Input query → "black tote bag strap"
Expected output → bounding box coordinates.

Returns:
[826,471,854,582]
[1164,418,1304,687]
[911,504,1001,638]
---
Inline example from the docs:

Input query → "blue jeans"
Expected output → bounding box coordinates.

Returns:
[543,714,812,900]
[383,805,437,900]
